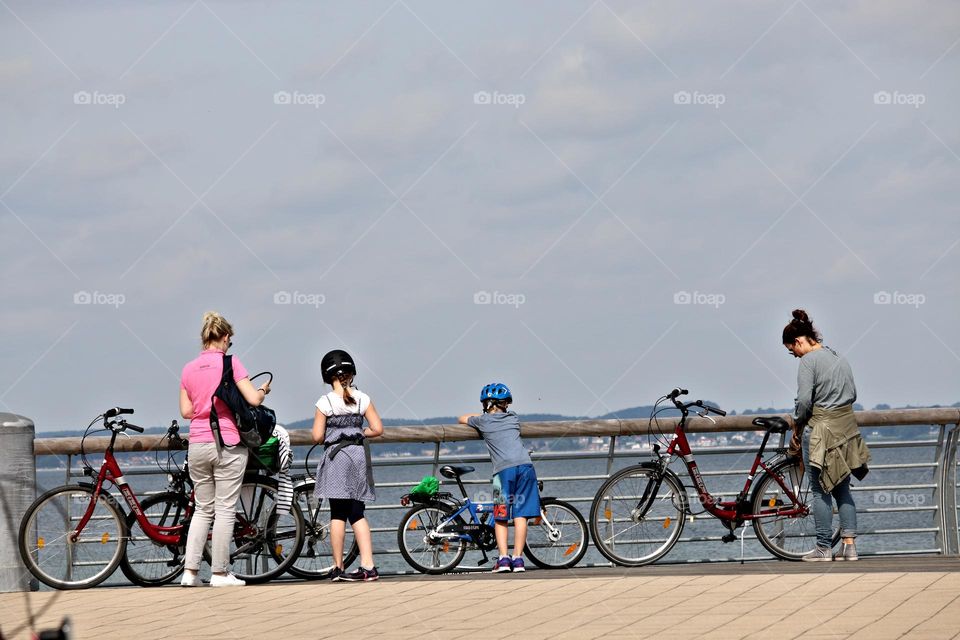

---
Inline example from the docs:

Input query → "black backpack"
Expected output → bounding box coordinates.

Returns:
[210,355,276,450]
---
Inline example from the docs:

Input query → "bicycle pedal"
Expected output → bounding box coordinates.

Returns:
[721,533,737,543]
[477,559,489,566]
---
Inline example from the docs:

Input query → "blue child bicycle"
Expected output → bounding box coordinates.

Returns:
[397,464,588,573]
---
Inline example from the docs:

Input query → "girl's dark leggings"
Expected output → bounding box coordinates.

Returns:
[328,498,366,524]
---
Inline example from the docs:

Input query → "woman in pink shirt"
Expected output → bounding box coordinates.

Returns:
[178,311,271,587]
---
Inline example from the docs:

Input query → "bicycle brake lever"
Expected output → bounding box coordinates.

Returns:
[697,410,717,424]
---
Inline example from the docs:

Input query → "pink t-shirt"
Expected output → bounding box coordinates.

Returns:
[181,349,249,445]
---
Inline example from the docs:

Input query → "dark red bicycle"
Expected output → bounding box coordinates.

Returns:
[589,388,837,566]
[18,407,303,589]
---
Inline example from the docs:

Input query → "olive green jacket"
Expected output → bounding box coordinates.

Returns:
[807,404,871,493]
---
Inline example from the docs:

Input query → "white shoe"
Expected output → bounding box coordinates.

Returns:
[210,572,246,587]
[180,571,204,587]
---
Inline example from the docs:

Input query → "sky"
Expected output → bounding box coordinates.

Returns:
[1,1,958,432]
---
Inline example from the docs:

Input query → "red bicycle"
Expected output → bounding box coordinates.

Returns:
[589,388,837,566]
[18,407,303,589]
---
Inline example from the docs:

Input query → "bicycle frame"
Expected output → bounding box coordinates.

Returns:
[663,413,807,523]
[76,427,186,546]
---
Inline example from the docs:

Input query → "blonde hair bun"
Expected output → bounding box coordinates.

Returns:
[201,311,234,347]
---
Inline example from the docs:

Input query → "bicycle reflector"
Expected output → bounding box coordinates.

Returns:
[663,517,671,529]
[38,537,45,549]
[101,532,110,544]
[564,544,578,557]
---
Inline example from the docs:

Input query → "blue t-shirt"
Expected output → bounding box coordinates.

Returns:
[467,411,532,474]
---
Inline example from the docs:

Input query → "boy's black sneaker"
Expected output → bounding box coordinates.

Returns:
[340,567,379,582]
[330,567,344,581]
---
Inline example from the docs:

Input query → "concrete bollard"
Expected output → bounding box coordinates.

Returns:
[0,413,38,592]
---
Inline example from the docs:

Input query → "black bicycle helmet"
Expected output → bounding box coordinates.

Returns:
[321,349,357,384]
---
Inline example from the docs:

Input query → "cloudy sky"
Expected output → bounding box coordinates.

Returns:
[2,1,958,432]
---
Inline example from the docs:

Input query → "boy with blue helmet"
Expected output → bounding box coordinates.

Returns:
[458,382,540,573]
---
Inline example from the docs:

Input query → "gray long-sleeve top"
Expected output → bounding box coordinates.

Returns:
[793,346,858,428]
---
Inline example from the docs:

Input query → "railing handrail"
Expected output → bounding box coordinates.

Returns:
[32,407,960,455]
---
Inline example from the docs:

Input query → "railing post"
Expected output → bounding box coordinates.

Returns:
[935,422,960,556]
[605,436,617,477]
[0,413,39,592]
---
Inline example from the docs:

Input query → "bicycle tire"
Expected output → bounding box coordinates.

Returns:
[119,491,189,586]
[225,475,305,584]
[524,498,589,569]
[18,484,127,590]
[286,481,360,580]
[589,465,687,567]
[397,504,467,574]
[751,458,841,560]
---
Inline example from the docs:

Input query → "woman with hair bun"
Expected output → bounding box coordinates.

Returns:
[783,309,870,562]
[178,311,271,586]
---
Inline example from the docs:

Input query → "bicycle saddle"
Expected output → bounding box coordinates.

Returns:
[439,465,475,479]
[752,417,790,433]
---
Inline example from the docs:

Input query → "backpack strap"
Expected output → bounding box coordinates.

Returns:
[209,354,234,456]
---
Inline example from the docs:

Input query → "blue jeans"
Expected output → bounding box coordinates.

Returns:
[802,427,857,548]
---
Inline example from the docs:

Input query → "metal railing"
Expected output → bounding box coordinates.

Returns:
[30,407,960,579]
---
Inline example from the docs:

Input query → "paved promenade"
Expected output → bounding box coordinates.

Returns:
[3,558,959,640]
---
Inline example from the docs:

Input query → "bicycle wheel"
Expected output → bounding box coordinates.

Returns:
[397,504,467,574]
[18,484,127,590]
[286,481,360,579]
[751,458,841,560]
[589,466,687,567]
[119,491,189,586]
[524,498,589,569]
[227,475,305,584]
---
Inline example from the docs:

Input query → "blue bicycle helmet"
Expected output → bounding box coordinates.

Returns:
[480,382,512,403]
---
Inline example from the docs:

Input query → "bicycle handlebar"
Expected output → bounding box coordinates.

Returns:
[104,407,134,419]
[122,421,145,433]
[667,391,726,417]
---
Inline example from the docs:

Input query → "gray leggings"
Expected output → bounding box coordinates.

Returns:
[184,443,248,573]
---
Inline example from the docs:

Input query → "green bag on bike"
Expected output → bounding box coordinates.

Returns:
[250,435,280,474]
[409,475,439,497]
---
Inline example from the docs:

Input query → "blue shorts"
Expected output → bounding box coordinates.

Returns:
[492,464,540,521]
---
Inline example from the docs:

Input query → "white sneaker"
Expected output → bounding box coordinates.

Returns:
[210,573,246,587]
[180,571,204,587]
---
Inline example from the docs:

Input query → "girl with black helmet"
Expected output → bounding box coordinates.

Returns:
[458,382,540,573]
[312,349,384,581]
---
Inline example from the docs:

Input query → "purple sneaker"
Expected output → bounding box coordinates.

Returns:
[511,557,525,573]
[493,557,512,573]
